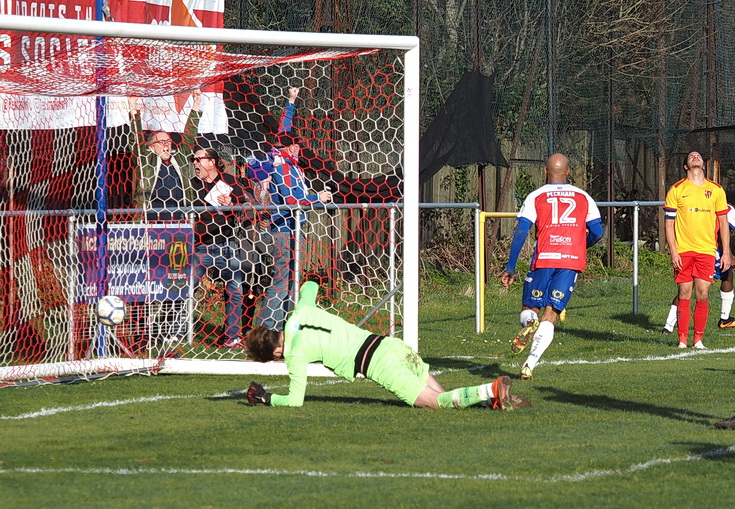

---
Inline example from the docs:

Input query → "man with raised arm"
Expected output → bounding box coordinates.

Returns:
[501,153,603,380]
[129,91,202,220]
[244,282,530,411]
[255,87,332,332]
[127,92,202,348]
[664,151,731,349]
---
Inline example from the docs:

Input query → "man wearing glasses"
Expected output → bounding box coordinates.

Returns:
[127,91,203,348]
[190,147,250,348]
[129,90,202,220]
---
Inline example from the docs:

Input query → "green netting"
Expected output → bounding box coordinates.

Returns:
[226,0,735,210]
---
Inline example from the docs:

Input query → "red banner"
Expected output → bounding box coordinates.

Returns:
[110,0,223,28]
[0,0,226,131]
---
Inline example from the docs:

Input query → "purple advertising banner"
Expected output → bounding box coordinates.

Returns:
[77,223,193,303]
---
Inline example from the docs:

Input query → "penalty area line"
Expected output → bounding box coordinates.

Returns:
[1,446,733,483]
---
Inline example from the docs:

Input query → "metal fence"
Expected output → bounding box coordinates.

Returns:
[475,201,665,334]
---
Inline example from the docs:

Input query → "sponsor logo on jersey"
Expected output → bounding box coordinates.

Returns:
[687,208,712,213]
[552,290,565,299]
[549,234,573,244]
[532,289,543,298]
[538,252,562,259]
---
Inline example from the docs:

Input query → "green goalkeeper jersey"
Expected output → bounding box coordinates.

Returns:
[270,281,373,407]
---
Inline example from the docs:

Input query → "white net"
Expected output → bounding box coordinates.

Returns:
[0,19,417,385]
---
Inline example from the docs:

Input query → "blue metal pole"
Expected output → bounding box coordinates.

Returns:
[94,0,108,356]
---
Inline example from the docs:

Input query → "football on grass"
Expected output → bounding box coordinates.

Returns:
[97,295,126,326]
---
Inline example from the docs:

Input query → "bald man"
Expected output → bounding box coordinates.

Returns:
[501,154,603,380]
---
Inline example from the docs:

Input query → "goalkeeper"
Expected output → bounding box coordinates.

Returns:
[244,281,528,410]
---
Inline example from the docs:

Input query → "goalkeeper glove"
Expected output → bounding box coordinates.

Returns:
[247,381,271,406]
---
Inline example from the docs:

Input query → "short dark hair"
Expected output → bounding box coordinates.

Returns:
[245,326,281,362]
[683,151,704,171]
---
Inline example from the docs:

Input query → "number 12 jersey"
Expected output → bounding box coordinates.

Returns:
[517,183,602,272]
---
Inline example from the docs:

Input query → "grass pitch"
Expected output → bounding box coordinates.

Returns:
[1,271,735,508]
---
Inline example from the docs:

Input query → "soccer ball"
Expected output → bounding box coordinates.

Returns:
[97,295,126,326]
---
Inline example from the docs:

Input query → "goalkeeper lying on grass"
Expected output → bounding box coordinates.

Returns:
[244,281,530,410]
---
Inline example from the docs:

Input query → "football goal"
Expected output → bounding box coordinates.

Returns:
[0,15,419,386]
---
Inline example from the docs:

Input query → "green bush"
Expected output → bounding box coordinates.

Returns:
[587,238,631,275]
[586,238,669,278]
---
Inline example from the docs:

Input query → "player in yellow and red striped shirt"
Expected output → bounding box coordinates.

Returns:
[664,151,731,349]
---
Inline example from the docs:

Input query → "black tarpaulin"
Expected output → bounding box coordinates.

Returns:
[420,70,509,185]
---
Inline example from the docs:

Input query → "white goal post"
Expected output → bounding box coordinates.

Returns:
[0,15,419,385]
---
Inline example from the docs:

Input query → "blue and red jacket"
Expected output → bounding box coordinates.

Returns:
[268,147,320,232]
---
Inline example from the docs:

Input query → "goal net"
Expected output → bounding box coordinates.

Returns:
[0,16,419,386]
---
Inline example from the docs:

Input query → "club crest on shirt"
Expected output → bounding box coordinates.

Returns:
[705,190,712,199]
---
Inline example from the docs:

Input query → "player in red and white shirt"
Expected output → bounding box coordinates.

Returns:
[501,153,603,380]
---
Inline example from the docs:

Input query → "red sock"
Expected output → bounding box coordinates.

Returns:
[694,299,709,337]
[677,299,691,344]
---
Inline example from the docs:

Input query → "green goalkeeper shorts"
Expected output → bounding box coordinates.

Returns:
[365,336,430,406]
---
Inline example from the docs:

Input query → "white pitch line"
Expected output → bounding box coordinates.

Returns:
[3,347,734,421]
[0,379,354,420]
[0,394,194,420]
[1,446,733,483]
[546,445,735,482]
[537,346,735,368]
[447,346,735,368]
